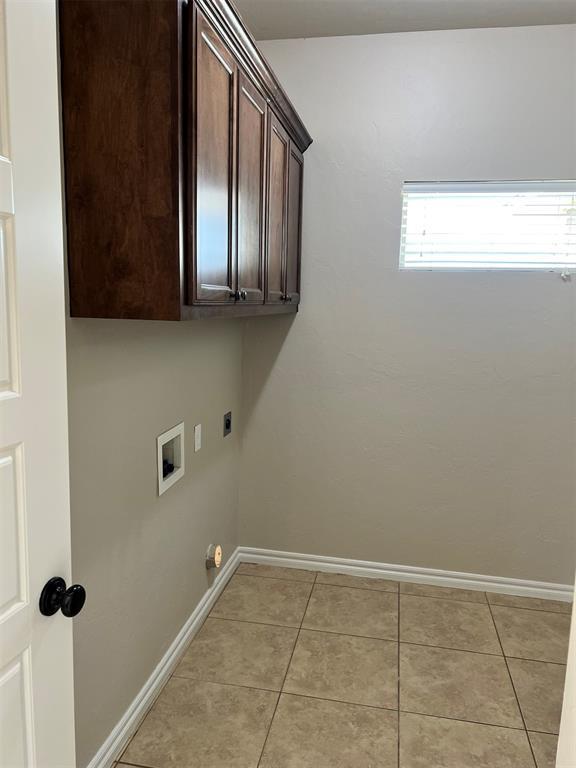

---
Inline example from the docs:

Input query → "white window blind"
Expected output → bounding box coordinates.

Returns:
[400,181,576,271]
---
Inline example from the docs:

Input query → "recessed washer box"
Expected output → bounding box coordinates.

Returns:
[157,422,185,496]
[223,411,232,437]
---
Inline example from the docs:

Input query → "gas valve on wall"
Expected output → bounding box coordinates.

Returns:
[206,544,223,570]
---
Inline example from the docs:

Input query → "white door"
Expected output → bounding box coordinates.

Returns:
[556,586,575,767]
[0,1,76,766]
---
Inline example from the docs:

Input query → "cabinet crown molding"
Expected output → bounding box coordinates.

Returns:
[196,0,312,154]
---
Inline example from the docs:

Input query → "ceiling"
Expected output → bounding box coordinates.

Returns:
[234,0,576,40]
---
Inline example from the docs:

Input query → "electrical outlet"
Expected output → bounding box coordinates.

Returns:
[223,411,232,437]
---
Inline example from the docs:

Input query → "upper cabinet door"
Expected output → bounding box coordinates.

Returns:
[285,143,303,305]
[192,11,237,304]
[236,72,266,304]
[265,112,289,304]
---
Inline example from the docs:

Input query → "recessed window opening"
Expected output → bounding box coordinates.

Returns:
[399,181,576,271]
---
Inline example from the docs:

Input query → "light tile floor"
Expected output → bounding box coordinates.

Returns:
[117,563,572,768]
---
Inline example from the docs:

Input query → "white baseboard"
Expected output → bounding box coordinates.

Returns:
[87,544,573,768]
[237,547,574,602]
[86,548,241,768]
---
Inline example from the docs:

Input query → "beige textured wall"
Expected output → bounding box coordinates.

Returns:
[67,23,576,767]
[239,25,576,584]
[67,319,243,767]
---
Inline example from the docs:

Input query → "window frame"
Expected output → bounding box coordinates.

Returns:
[399,180,576,273]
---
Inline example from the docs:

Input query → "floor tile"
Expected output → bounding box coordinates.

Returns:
[507,658,566,734]
[487,593,572,614]
[210,574,312,627]
[174,618,298,690]
[236,562,316,583]
[400,582,487,604]
[283,629,398,709]
[259,694,398,768]
[528,732,558,768]
[400,712,535,768]
[302,584,398,640]
[122,678,277,768]
[400,643,523,728]
[316,571,398,593]
[491,606,571,663]
[400,595,501,654]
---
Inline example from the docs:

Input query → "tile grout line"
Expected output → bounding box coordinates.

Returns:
[485,600,572,616]
[255,570,319,767]
[229,568,571,614]
[116,762,154,768]
[398,708,527,733]
[239,566,572,614]
[207,613,568,665]
[236,570,317,585]
[486,598,539,768]
[163,676,558,736]
[525,727,562,736]
[285,690,396,716]
[164,674,557,735]
[170,674,284,694]
[401,592,488,607]
[504,655,567,668]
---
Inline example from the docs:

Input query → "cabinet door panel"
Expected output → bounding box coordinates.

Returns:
[193,11,236,304]
[237,73,266,304]
[265,113,289,304]
[286,144,303,305]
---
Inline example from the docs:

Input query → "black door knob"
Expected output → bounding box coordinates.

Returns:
[39,577,86,618]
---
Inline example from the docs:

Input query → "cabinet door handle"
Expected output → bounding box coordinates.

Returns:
[229,290,240,301]
[283,294,292,303]
[239,289,247,301]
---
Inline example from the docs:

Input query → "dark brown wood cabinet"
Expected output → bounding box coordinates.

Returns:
[59,0,311,321]
[193,11,237,305]
[265,114,304,306]
[236,72,267,305]
[59,0,182,320]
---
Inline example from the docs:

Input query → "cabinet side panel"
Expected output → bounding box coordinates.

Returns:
[265,115,288,303]
[59,0,181,320]
[286,145,303,304]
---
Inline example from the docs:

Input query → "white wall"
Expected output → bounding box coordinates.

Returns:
[240,25,576,584]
